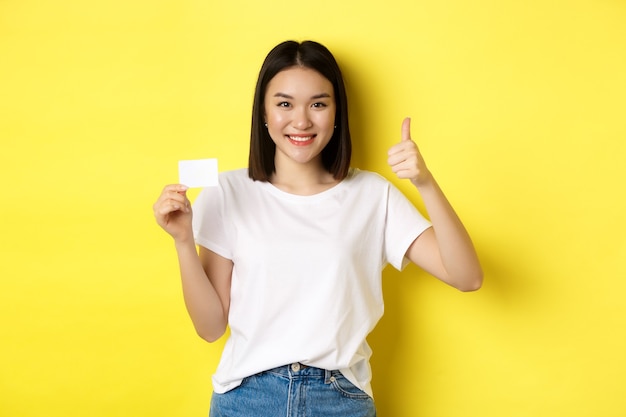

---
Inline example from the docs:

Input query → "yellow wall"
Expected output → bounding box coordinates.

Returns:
[1,0,625,415]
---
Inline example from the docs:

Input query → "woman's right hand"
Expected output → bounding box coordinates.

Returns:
[153,184,193,242]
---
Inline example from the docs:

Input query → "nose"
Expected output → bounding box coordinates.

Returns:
[292,107,312,130]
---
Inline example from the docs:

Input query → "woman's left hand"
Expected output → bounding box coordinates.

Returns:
[387,117,432,186]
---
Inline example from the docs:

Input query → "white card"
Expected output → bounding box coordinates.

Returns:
[178,158,218,188]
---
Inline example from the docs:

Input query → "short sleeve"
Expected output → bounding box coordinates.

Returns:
[191,179,233,260]
[384,182,432,271]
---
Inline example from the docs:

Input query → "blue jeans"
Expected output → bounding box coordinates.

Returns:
[209,363,376,417]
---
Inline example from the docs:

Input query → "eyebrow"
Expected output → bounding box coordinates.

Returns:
[273,92,332,99]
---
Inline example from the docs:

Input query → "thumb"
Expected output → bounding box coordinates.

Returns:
[401,117,412,142]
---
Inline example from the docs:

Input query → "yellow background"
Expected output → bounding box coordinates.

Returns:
[1,0,625,416]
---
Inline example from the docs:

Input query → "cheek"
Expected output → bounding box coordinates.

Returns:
[265,112,286,141]
[266,109,286,125]
[314,111,336,128]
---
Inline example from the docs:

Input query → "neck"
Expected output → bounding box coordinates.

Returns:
[271,159,338,196]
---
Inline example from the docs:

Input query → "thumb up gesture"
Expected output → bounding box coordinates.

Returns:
[387,117,432,186]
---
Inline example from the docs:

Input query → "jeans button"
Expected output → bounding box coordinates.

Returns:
[291,363,301,372]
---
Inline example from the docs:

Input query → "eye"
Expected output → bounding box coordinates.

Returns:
[312,102,328,108]
[277,101,291,108]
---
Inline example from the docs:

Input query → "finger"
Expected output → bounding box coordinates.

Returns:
[155,191,187,210]
[162,184,188,193]
[401,117,411,142]
[389,153,419,172]
[157,184,189,202]
[155,198,189,216]
[388,142,419,164]
[155,188,190,211]
[387,151,408,167]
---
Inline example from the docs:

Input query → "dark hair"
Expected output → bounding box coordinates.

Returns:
[248,40,352,181]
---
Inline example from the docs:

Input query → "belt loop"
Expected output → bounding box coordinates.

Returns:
[324,369,332,384]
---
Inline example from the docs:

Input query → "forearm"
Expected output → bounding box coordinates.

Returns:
[415,175,483,291]
[174,239,228,342]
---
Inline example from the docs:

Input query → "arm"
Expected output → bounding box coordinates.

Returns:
[388,118,483,292]
[153,184,233,341]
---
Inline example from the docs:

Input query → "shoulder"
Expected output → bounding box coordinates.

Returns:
[216,168,256,189]
[346,168,392,188]
[218,168,249,182]
[196,168,251,202]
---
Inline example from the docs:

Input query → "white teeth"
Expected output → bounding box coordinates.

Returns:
[288,136,313,142]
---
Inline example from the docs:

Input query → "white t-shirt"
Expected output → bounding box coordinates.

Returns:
[192,168,431,397]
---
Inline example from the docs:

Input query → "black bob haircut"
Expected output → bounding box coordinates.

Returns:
[248,40,352,182]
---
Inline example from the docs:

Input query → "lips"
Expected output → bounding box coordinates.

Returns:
[287,135,315,146]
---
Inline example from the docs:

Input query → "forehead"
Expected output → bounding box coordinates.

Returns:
[266,66,333,95]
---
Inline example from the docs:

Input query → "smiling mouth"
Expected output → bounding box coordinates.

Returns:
[287,135,315,145]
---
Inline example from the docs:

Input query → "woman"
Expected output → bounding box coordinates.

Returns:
[153,40,482,417]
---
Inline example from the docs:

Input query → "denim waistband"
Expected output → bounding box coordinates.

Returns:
[211,363,375,416]
[264,363,342,383]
